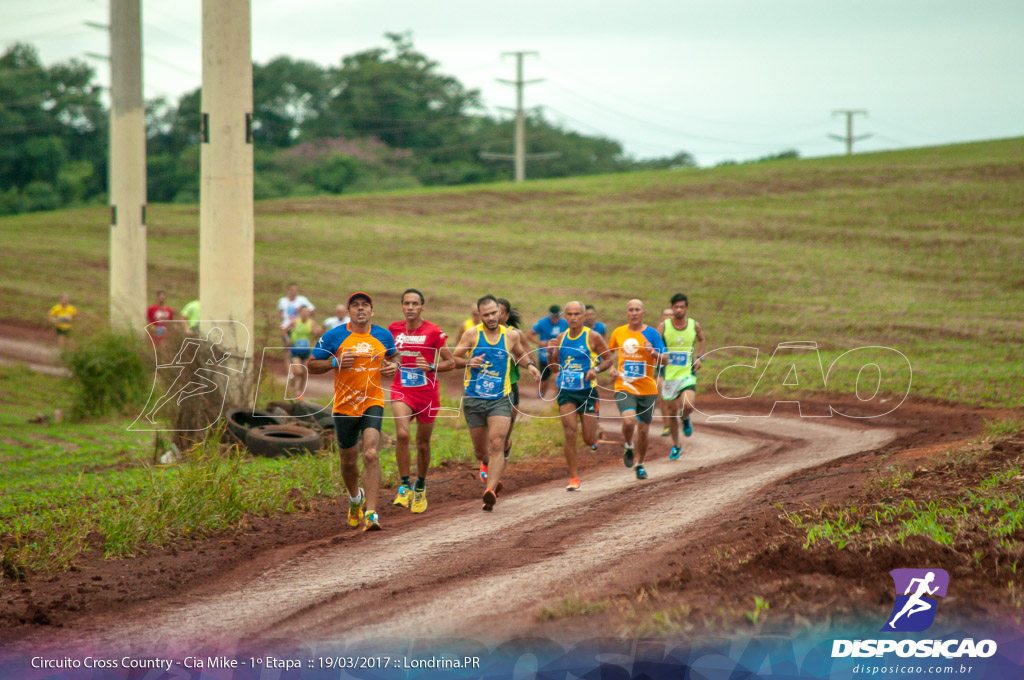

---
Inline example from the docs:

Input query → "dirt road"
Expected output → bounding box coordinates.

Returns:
[5,412,895,655]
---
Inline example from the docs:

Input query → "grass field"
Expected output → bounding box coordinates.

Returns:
[2,138,1021,406]
[0,363,560,582]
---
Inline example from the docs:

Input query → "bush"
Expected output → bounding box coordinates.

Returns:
[62,331,151,420]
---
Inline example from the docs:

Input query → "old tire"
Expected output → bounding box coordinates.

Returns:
[290,399,330,422]
[225,409,282,444]
[245,424,322,458]
[265,400,295,416]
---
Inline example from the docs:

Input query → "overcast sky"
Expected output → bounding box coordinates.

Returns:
[4,0,1023,166]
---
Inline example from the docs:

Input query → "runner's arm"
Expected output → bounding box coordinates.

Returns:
[452,329,480,368]
[590,333,614,376]
[433,345,456,373]
[547,331,566,363]
[511,330,542,381]
[694,321,707,371]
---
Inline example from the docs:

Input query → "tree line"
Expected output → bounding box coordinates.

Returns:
[0,33,697,215]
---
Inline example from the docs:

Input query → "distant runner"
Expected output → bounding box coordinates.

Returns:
[322,304,350,331]
[146,291,175,346]
[388,289,455,514]
[282,305,320,399]
[48,293,77,348]
[309,292,398,532]
[608,299,666,481]
[277,284,315,329]
[528,304,568,399]
[657,306,674,436]
[180,299,200,335]
[658,293,705,460]
[548,301,612,491]
[583,304,607,338]
[461,304,481,336]
[454,295,540,511]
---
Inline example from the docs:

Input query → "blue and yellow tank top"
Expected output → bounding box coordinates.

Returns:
[557,327,596,391]
[464,324,512,399]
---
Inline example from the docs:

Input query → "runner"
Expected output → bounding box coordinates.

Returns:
[180,298,200,335]
[461,304,481,336]
[388,289,455,514]
[277,283,315,328]
[658,293,706,460]
[309,292,398,532]
[657,306,674,436]
[48,293,77,348]
[496,298,523,458]
[548,301,612,491]
[608,299,667,481]
[453,295,540,511]
[527,305,568,398]
[322,304,350,331]
[146,291,175,346]
[583,304,607,338]
[282,305,320,399]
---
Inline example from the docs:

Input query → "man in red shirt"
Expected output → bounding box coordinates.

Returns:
[146,291,175,346]
[388,289,455,514]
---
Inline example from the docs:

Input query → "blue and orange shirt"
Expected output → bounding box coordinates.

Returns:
[313,323,396,416]
[556,326,597,392]
[607,324,666,396]
[464,324,513,400]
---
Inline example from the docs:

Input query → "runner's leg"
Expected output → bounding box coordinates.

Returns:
[415,419,435,480]
[393,401,414,480]
[484,415,512,492]
[559,402,580,480]
[361,428,382,514]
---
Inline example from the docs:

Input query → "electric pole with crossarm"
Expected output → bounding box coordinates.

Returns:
[830,109,870,156]
[480,51,559,182]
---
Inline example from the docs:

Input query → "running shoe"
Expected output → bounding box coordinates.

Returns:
[591,442,598,452]
[362,511,381,532]
[347,488,365,528]
[482,488,497,512]
[635,465,648,480]
[622,444,635,468]
[683,416,693,437]
[669,446,681,460]
[566,477,581,491]
[661,426,671,437]
[393,484,412,508]
[479,462,488,483]
[411,488,428,514]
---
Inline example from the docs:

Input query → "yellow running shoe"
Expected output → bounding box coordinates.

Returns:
[347,488,365,528]
[411,488,427,514]
[393,484,412,508]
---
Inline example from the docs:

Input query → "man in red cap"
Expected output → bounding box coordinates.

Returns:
[309,292,399,532]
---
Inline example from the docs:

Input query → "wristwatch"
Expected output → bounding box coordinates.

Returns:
[427,362,436,372]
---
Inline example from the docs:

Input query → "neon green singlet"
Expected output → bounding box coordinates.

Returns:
[662,318,697,381]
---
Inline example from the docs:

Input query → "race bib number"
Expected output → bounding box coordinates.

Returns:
[561,370,585,391]
[400,367,428,388]
[475,375,502,398]
[153,326,167,337]
[622,360,646,378]
[293,338,310,350]
[668,351,689,367]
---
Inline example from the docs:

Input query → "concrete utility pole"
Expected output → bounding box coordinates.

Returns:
[108,0,147,331]
[199,0,255,399]
[829,109,870,156]
[480,51,559,182]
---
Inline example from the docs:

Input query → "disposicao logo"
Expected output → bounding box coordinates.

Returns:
[831,568,998,659]
[882,568,949,632]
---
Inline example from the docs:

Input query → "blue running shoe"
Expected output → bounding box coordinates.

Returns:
[682,414,693,437]
[669,446,681,460]
[635,465,648,480]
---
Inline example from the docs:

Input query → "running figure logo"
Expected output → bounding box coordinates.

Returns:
[882,568,949,632]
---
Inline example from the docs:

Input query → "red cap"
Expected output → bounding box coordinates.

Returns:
[347,291,373,307]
